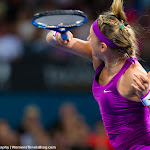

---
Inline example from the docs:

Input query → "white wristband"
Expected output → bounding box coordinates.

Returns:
[140,90,150,106]
[53,31,57,41]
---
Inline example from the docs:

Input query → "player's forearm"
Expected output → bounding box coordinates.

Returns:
[46,31,92,60]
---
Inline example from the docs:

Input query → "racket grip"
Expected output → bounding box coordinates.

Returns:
[61,33,69,41]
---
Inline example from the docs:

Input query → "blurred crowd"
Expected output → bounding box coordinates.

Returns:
[0,0,150,63]
[0,102,114,150]
[0,0,150,149]
[0,0,150,91]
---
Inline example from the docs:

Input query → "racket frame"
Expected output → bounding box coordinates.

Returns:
[32,10,88,40]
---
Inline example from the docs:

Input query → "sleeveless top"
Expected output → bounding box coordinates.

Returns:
[92,58,150,150]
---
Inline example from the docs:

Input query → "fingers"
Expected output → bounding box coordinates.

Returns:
[147,71,150,80]
[139,73,149,84]
[131,83,141,91]
[56,33,67,45]
[68,31,73,40]
[55,31,73,45]
[46,31,56,43]
[132,73,150,92]
[133,74,146,91]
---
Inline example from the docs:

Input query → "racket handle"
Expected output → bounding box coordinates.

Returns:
[61,33,69,41]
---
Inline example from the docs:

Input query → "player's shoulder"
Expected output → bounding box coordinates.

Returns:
[120,60,147,96]
[127,60,147,76]
[124,59,147,84]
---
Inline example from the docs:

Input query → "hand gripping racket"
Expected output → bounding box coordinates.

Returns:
[32,10,88,40]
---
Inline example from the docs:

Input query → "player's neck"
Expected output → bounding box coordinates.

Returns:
[104,53,127,73]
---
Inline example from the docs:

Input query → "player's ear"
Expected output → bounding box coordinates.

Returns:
[100,42,107,53]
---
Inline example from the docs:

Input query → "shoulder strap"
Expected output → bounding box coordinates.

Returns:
[94,62,105,77]
[114,57,136,81]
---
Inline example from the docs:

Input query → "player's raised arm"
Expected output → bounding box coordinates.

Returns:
[32,10,94,61]
[46,30,93,61]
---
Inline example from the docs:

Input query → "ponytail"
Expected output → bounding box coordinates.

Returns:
[111,0,127,22]
[96,0,138,58]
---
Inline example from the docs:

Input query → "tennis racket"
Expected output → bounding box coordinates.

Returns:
[32,10,88,40]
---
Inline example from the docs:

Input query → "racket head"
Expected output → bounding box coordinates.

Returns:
[32,10,88,34]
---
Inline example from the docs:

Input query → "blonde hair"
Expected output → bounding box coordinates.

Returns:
[97,0,138,58]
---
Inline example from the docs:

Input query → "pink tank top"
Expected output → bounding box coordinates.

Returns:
[92,58,150,149]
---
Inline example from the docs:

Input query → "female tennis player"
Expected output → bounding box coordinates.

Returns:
[46,0,150,149]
